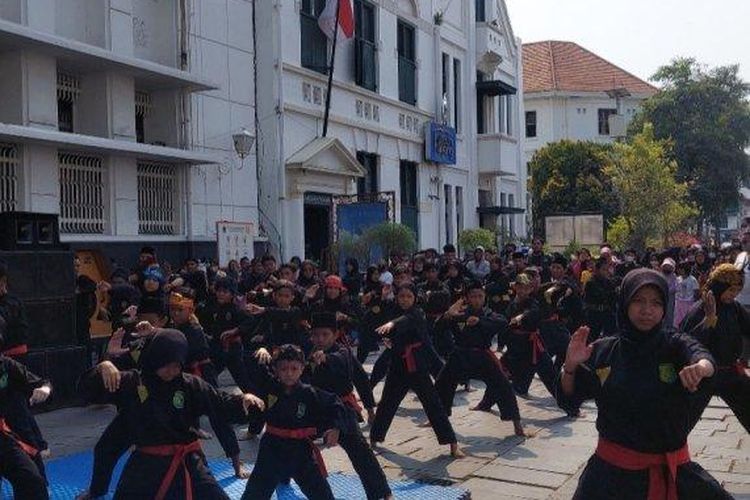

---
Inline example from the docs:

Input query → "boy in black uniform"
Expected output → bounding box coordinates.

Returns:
[305,275,361,347]
[200,277,254,391]
[306,313,392,500]
[242,344,351,500]
[369,284,463,458]
[583,258,618,340]
[485,256,513,314]
[434,282,525,436]
[560,269,731,499]
[169,292,218,387]
[0,336,51,500]
[80,329,264,500]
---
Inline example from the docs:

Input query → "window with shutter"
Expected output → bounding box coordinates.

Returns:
[301,0,329,74]
[354,0,377,91]
[397,20,416,105]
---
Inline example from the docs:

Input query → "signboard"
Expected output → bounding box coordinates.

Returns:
[216,221,255,267]
[545,214,604,251]
[425,121,457,165]
[332,192,395,273]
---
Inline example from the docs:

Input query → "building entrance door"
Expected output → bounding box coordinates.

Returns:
[303,193,332,266]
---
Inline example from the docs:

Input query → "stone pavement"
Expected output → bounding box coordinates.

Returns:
[35,365,749,499]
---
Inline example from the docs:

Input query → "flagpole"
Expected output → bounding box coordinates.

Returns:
[322,0,341,138]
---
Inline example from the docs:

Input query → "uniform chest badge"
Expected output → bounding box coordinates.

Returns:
[658,363,677,384]
[172,390,185,409]
[130,349,141,363]
[0,372,7,389]
[267,394,278,409]
[225,312,233,321]
[296,402,306,418]
[596,366,611,385]
[492,295,501,303]
[137,384,149,403]
[371,306,381,314]
[457,322,466,331]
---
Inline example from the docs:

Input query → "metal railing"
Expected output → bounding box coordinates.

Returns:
[137,161,178,235]
[0,143,18,212]
[58,152,106,234]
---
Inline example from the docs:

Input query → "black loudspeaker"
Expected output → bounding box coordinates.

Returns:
[25,297,76,348]
[0,212,65,250]
[24,346,89,409]
[0,251,75,301]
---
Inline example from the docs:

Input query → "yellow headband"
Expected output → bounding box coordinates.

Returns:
[169,292,195,309]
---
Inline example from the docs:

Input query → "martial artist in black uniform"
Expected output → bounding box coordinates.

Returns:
[434,282,525,436]
[485,257,513,314]
[584,258,618,340]
[357,267,393,364]
[443,261,469,303]
[241,344,351,500]
[199,277,254,392]
[169,292,219,387]
[80,329,263,500]
[305,275,361,347]
[306,313,392,500]
[559,269,732,500]
[369,284,464,458]
[417,263,453,358]
[0,343,51,500]
[681,264,750,431]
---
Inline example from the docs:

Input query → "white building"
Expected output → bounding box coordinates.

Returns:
[255,0,526,263]
[0,0,258,266]
[522,41,658,162]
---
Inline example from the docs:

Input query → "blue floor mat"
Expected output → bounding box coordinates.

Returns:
[2,451,469,499]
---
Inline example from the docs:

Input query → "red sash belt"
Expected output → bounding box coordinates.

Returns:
[528,331,545,365]
[2,344,28,357]
[340,391,363,415]
[265,424,327,477]
[483,349,512,378]
[0,418,38,457]
[188,359,211,378]
[401,342,423,373]
[136,440,203,500]
[596,438,689,500]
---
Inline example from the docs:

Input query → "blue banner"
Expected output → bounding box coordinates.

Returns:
[425,121,457,164]
[336,202,388,273]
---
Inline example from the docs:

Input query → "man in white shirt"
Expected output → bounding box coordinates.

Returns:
[734,218,750,308]
[465,246,491,281]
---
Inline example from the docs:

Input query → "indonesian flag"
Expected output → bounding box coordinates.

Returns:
[318,0,354,41]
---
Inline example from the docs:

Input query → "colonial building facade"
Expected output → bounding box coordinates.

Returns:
[0,0,258,265]
[255,0,527,262]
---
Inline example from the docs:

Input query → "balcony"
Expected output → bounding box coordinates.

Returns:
[476,23,505,74]
[0,19,217,92]
[477,134,518,177]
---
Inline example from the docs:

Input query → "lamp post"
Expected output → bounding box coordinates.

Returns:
[232,128,255,168]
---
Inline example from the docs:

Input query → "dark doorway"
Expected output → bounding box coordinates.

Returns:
[304,203,331,266]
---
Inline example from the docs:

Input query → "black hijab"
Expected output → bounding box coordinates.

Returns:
[140,329,188,373]
[618,268,669,342]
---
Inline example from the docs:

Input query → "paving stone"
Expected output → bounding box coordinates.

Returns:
[711,471,750,485]
[733,460,750,474]
[461,477,553,499]
[473,463,569,488]
[723,482,750,498]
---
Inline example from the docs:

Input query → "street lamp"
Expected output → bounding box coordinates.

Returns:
[232,128,255,169]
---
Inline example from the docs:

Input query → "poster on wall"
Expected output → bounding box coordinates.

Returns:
[216,221,255,267]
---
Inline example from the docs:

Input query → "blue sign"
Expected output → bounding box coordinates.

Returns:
[425,121,456,165]
[336,202,388,273]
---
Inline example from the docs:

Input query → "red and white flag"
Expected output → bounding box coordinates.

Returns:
[318,0,354,41]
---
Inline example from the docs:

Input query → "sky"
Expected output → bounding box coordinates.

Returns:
[504,0,750,85]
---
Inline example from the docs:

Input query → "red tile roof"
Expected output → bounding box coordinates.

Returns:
[523,41,658,95]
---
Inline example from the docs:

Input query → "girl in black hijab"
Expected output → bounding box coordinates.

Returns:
[560,269,731,500]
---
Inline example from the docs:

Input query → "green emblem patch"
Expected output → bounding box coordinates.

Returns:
[658,363,677,384]
[172,390,185,409]
[0,372,7,389]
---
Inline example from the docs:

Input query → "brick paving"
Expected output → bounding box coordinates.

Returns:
[35,359,749,499]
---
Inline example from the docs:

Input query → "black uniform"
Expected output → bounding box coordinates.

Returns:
[80,331,248,500]
[242,380,352,500]
[560,269,731,500]
[199,300,255,392]
[306,296,361,347]
[681,299,750,432]
[0,293,30,352]
[369,307,456,445]
[176,322,219,387]
[304,345,390,499]
[0,355,48,500]
[485,270,513,315]
[584,275,618,340]
[358,283,395,365]
[434,308,520,421]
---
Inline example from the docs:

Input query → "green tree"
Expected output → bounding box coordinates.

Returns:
[458,228,497,253]
[606,124,697,250]
[629,58,750,235]
[361,222,417,262]
[528,140,620,236]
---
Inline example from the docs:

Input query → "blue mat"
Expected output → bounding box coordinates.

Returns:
[2,451,469,499]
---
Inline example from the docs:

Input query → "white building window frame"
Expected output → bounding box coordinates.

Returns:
[137,160,180,235]
[0,143,20,213]
[58,151,107,234]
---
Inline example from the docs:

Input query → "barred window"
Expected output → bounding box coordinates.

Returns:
[58,152,106,234]
[0,143,19,212]
[57,71,80,133]
[137,161,178,235]
[135,91,151,144]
